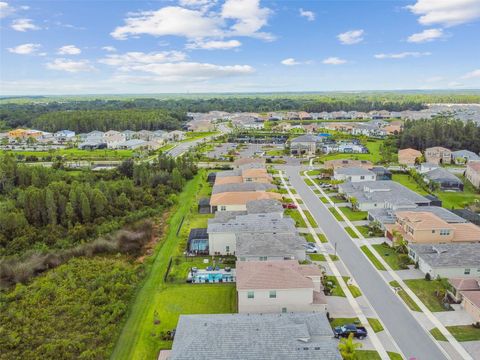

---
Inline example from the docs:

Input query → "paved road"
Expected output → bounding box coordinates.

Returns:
[284,166,448,360]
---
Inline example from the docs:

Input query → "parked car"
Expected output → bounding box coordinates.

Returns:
[333,324,368,339]
[282,203,297,209]
[303,243,318,253]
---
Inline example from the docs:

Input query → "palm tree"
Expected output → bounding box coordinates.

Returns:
[338,333,362,360]
[393,230,408,254]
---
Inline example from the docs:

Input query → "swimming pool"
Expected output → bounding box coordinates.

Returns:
[189,270,236,283]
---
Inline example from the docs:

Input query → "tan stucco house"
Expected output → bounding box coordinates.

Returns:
[398,148,422,166]
[466,161,480,189]
[425,146,452,164]
[236,260,327,313]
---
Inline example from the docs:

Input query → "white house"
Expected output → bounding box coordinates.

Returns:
[103,130,126,149]
[54,130,76,140]
[333,167,376,182]
[236,260,326,313]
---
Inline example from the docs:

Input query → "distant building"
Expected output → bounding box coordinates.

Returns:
[333,167,376,182]
[466,161,480,189]
[324,159,373,171]
[398,148,422,166]
[54,130,76,140]
[290,134,321,155]
[425,146,452,165]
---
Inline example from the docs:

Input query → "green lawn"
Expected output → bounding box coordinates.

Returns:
[356,225,375,238]
[265,149,285,156]
[284,209,307,228]
[360,246,386,271]
[304,178,314,186]
[319,140,383,164]
[372,244,413,270]
[392,173,429,195]
[111,173,237,359]
[340,206,368,221]
[317,233,328,243]
[367,318,384,333]
[329,317,360,328]
[430,327,448,341]
[345,227,359,238]
[404,279,452,312]
[355,351,403,360]
[325,276,345,297]
[447,325,480,341]
[309,254,339,262]
[389,281,421,312]
[166,256,235,284]
[302,233,315,243]
[304,210,318,227]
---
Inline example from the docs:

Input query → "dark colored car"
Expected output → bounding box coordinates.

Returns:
[333,324,368,339]
[282,203,297,209]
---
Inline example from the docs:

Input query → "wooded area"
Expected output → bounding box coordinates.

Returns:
[398,116,480,152]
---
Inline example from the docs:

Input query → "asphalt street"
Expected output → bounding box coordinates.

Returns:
[284,166,448,360]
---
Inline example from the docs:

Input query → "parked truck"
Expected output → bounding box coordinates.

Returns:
[333,324,368,339]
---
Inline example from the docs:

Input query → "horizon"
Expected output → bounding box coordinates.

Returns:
[1,0,480,95]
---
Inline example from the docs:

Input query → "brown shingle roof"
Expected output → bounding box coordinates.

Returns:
[214,176,244,185]
[234,157,265,167]
[460,291,480,308]
[236,260,321,290]
[448,278,480,291]
[451,222,480,242]
[210,191,281,206]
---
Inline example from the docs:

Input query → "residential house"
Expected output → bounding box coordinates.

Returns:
[207,213,297,255]
[425,146,452,165]
[7,128,28,139]
[80,130,104,141]
[236,233,307,262]
[213,168,272,185]
[303,123,320,133]
[298,111,313,120]
[448,278,480,302]
[392,211,480,244]
[338,180,430,211]
[209,191,281,212]
[116,139,147,150]
[54,130,75,141]
[333,167,376,182]
[451,150,480,164]
[466,161,480,189]
[245,198,284,217]
[408,243,480,279]
[121,130,136,140]
[167,130,185,141]
[398,148,422,166]
[103,130,126,149]
[459,291,480,323]
[423,168,464,191]
[383,123,402,135]
[236,260,326,313]
[290,134,321,155]
[324,159,373,171]
[233,157,265,168]
[212,182,276,195]
[163,312,342,360]
[135,130,154,141]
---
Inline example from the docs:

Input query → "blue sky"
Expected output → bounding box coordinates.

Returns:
[1,0,479,95]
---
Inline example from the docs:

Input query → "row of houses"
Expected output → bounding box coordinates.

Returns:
[399,146,480,166]
[165,157,342,359]
[289,134,368,156]
[330,167,480,322]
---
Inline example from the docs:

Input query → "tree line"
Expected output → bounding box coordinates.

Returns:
[398,116,480,153]
[0,154,197,256]
[2,93,480,131]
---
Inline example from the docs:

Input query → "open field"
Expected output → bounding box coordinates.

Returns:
[111,172,237,359]
[2,148,134,160]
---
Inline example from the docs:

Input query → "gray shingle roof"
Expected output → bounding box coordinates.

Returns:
[212,182,275,194]
[369,206,467,225]
[451,150,480,160]
[424,168,463,184]
[246,199,284,214]
[208,211,248,224]
[207,213,296,234]
[335,167,375,176]
[339,180,430,208]
[409,243,480,268]
[290,134,320,143]
[170,312,342,360]
[215,169,242,177]
[236,233,306,258]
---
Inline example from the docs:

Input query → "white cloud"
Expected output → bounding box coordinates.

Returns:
[7,43,41,55]
[99,50,253,81]
[337,29,364,45]
[322,57,347,65]
[186,39,242,49]
[0,1,15,18]
[46,59,96,73]
[111,6,222,40]
[11,18,40,31]
[57,45,81,55]
[407,0,480,27]
[221,0,273,40]
[99,51,187,68]
[179,0,216,8]
[407,28,444,42]
[299,8,315,21]
[425,76,444,82]
[111,1,273,42]
[374,51,431,59]
[462,69,480,79]
[102,46,117,52]
[281,58,300,66]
